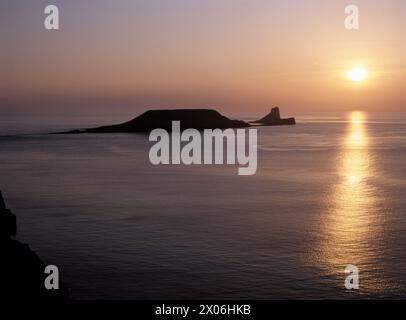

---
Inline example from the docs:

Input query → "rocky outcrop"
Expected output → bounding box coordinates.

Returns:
[61,107,295,134]
[251,107,296,126]
[69,109,250,133]
[0,191,69,300]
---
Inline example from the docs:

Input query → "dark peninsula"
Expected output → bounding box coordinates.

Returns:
[63,107,295,134]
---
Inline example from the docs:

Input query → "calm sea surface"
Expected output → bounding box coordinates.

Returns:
[0,112,406,299]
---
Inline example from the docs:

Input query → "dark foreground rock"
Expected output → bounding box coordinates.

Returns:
[251,107,296,126]
[0,191,69,300]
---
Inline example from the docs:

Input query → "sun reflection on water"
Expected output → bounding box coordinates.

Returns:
[315,111,396,295]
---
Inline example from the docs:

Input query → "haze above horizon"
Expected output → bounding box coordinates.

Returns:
[1,0,405,116]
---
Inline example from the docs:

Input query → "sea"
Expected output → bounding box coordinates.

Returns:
[0,111,405,299]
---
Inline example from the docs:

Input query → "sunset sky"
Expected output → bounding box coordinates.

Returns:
[1,0,405,116]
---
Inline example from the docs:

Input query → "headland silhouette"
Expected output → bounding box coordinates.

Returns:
[62,107,295,133]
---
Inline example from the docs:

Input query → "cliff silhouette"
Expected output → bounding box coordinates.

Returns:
[0,191,69,300]
[62,107,295,134]
[251,107,296,126]
[84,109,249,133]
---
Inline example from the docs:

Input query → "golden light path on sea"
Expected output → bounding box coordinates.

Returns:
[315,111,398,294]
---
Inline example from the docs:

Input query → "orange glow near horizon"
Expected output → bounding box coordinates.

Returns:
[2,1,405,113]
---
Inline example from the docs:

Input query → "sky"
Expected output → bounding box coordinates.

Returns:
[1,0,405,117]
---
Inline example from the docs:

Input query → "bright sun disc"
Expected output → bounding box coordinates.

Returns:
[348,67,368,82]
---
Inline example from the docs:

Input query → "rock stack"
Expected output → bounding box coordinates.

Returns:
[252,107,296,126]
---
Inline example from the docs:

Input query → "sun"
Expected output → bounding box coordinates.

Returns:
[348,67,368,82]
